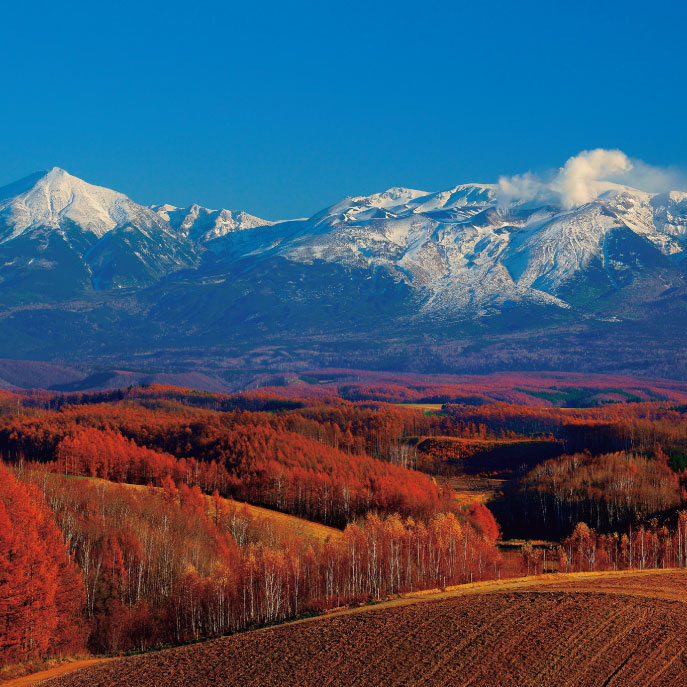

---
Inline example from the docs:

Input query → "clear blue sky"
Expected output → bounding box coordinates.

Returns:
[1,0,685,220]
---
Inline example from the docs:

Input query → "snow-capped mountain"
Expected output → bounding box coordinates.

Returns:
[1,165,687,351]
[207,181,687,314]
[1,162,687,376]
[0,167,158,241]
[0,168,274,292]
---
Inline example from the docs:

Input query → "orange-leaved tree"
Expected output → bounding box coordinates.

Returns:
[0,462,86,664]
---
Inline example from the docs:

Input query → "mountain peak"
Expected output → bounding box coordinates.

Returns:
[43,166,70,179]
[36,166,116,192]
[0,168,87,204]
[0,167,140,242]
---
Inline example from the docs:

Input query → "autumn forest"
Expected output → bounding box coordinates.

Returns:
[5,371,687,678]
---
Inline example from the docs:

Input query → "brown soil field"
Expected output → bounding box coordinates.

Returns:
[40,570,687,687]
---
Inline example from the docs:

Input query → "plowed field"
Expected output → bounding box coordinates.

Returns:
[41,571,687,687]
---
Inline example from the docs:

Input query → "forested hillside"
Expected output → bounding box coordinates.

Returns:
[4,378,687,677]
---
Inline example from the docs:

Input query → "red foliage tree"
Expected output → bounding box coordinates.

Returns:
[0,463,85,664]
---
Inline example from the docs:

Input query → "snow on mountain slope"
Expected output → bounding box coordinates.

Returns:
[0,168,273,291]
[0,168,172,243]
[0,168,274,247]
[231,182,687,312]
[0,166,685,315]
[649,191,687,258]
[153,203,273,241]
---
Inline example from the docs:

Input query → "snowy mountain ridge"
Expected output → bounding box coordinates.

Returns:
[0,165,686,317]
[232,181,687,313]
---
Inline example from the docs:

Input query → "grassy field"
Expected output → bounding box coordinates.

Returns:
[69,476,342,545]
[226,498,343,543]
[435,475,505,505]
[33,569,687,687]
[396,403,445,412]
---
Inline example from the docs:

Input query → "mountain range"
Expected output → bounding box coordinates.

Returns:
[1,166,687,385]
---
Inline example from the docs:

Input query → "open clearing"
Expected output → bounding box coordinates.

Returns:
[396,403,445,412]
[74,476,342,544]
[38,569,687,687]
[228,498,343,543]
[435,475,505,505]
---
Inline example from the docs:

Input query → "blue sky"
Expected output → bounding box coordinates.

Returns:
[1,0,685,219]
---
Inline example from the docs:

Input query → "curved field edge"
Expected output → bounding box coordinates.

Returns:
[17,569,687,687]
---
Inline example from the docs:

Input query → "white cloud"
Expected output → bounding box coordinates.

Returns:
[496,171,551,208]
[552,149,631,208]
[497,149,687,210]
[614,161,687,195]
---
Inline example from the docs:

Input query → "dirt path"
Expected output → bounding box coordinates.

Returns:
[7,568,686,685]
[1,660,115,687]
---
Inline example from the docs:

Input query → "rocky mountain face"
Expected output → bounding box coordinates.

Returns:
[1,167,686,377]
